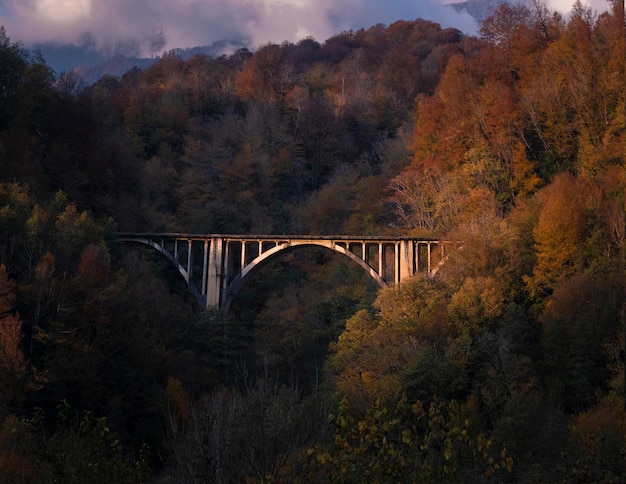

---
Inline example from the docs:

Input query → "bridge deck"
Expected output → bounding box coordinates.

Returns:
[117,232,440,242]
[117,233,451,313]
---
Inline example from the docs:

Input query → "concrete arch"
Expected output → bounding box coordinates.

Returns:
[116,233,449,314]
[117,237,204,303]
[222,241,387,313]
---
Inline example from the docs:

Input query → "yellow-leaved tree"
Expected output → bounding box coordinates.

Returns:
[525,172,594,298]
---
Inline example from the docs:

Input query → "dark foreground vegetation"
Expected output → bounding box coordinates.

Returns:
[1,1,625,481]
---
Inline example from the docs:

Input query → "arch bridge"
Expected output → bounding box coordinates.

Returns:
[116,233,451,314]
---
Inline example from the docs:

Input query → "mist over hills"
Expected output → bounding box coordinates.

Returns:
[32,0,499,83]
[36,38,246,82]
[1,1,625,480]
[452,0,512,19]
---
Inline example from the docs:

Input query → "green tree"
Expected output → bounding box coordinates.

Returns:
[312,395,512,482]
[539,273,624,413]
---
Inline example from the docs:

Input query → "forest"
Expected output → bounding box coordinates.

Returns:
[0,0,625,482]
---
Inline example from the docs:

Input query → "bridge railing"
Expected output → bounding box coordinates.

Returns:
[116,233,451,312]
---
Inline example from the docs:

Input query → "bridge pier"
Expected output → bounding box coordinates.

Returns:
[206,237,223,308]
[400,240,413,282]
[117,234,450,314]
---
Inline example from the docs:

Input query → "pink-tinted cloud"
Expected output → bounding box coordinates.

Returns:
[1,0,477,54]
[547,0,610,13]
[0,0,612,56]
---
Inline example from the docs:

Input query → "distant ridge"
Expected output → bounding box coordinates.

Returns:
[34,0,510,83]
[71,54,156,83]
[451,0,520,22]
[35,39,244,83]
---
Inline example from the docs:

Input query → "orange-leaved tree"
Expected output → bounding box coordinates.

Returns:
[524,172,596,298]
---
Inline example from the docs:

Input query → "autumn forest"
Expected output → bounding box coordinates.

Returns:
[1,0,625,482]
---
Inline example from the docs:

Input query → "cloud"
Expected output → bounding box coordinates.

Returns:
[546,0,610,13]
[1,0,478,55]
[34,0,91,23]
[0,0,612,57]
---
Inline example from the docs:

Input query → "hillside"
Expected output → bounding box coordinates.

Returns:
[34,0,502,81]
[0,2,625,481]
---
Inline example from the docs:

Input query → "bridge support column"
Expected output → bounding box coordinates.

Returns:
[117,233,449,313]
[201,240,208,296]
[399,240,414,282]
[186,240,192,283]
[206,237,224,309]
[427,243,432,274]
[395,243,400,284]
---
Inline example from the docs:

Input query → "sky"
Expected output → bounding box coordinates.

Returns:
[0,0,612,57]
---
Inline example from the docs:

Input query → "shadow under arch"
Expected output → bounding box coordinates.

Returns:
[222,241,387,314]
[116,233,450,314]
[116,237,204,302]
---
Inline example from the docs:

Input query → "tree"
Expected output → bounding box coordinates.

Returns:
[234,43,292,103]
[0,27,54,131]
[311,395,512,482]
[40,407,150,484]
[525,173,594,298]
[165,381,330,483]
[376,46,421,106]
[565,397,626,481]
[0,265,29,409]
[539,272,624,413]
[0,414,39,483]
[327,276,452,408]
